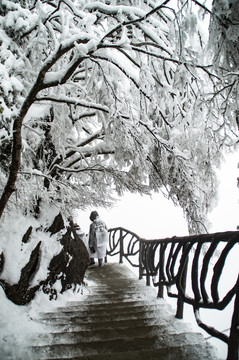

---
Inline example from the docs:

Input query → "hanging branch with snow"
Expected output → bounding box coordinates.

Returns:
[0,0,238,233]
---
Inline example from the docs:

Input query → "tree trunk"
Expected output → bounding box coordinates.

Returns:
[0,115,23,218]
[0,78,43,219]
[0,106,31,219]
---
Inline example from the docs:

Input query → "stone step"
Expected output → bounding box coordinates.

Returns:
[85,284,156,292]
[86,283,155,293]
[54,300,168,313]
[37,311,165,327]
[35,317,160,333]
[86,282,138,287]
[56,294,158,305]
[85,264,138,279]
[36,313,189,334]
[78,292,144,298]
[36,302,174,324]
[38,343,216,360]
[38,305,170,321]
[31,332,209,359]
[52,300,164,315]
[65,293,159,305]
[31,322,196,346]
[82,287,156,297]
[86,280,148,287]
[29,264,218,360]
[39,305,168,322]
[86,279,147,286]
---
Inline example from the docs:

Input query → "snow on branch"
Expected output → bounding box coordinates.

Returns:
[42,42,98,87]
[86,1,171,44]
[139,120,189,160]
[62,144,115,170]
[90,53,143,98]
[131,40,172,57]
[36,96,109,113]
[191,0,212,15]
[64,130,103,159]
[131,45,218,79]
[78,111,96,121]
[60,0,85,19]
[18,170,77,190]
[86,1,173,58]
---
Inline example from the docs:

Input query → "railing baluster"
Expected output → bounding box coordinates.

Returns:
[176,244,188,319]
[145,242,151,286]
[211,241,236,303]
[166,243,175,283]
[192,242,203,304]
[119,228,123,264]
[200,240,219,304]
[158,243,166,298]
[139,241,143,280]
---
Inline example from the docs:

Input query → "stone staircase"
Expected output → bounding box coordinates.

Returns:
[30,263,219,360]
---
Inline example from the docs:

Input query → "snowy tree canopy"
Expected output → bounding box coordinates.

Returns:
[0,0,238,233]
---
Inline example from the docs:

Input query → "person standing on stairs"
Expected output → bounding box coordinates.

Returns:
[89,210,108,267]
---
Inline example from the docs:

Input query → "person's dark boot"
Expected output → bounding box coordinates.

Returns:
[98,258,103,267]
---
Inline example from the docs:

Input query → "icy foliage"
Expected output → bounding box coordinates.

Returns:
[209,0,239,69]
[0,0,238,233]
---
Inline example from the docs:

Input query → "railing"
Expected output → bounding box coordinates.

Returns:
[106,227,239,360]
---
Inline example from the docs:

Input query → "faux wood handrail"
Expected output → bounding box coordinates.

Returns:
[106,228,239,360]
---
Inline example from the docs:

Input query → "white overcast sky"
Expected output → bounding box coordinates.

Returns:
[76,152,239,239]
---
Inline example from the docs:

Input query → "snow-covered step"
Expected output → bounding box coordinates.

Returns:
[31,322,206,346]
[39,306,172,323]
[39,304,169,321]
[31,332,215,359]
[38,344,217,360]
[34,317,163,334]
[53,301,168,314]
[30,263,219,360]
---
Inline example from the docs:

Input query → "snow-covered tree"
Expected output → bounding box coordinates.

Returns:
[0,0,238,234]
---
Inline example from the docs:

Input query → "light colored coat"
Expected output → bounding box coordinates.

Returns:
[89,216,108,259]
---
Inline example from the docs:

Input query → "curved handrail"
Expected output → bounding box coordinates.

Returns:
[107,227,141,268]
[107,228,239,360]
